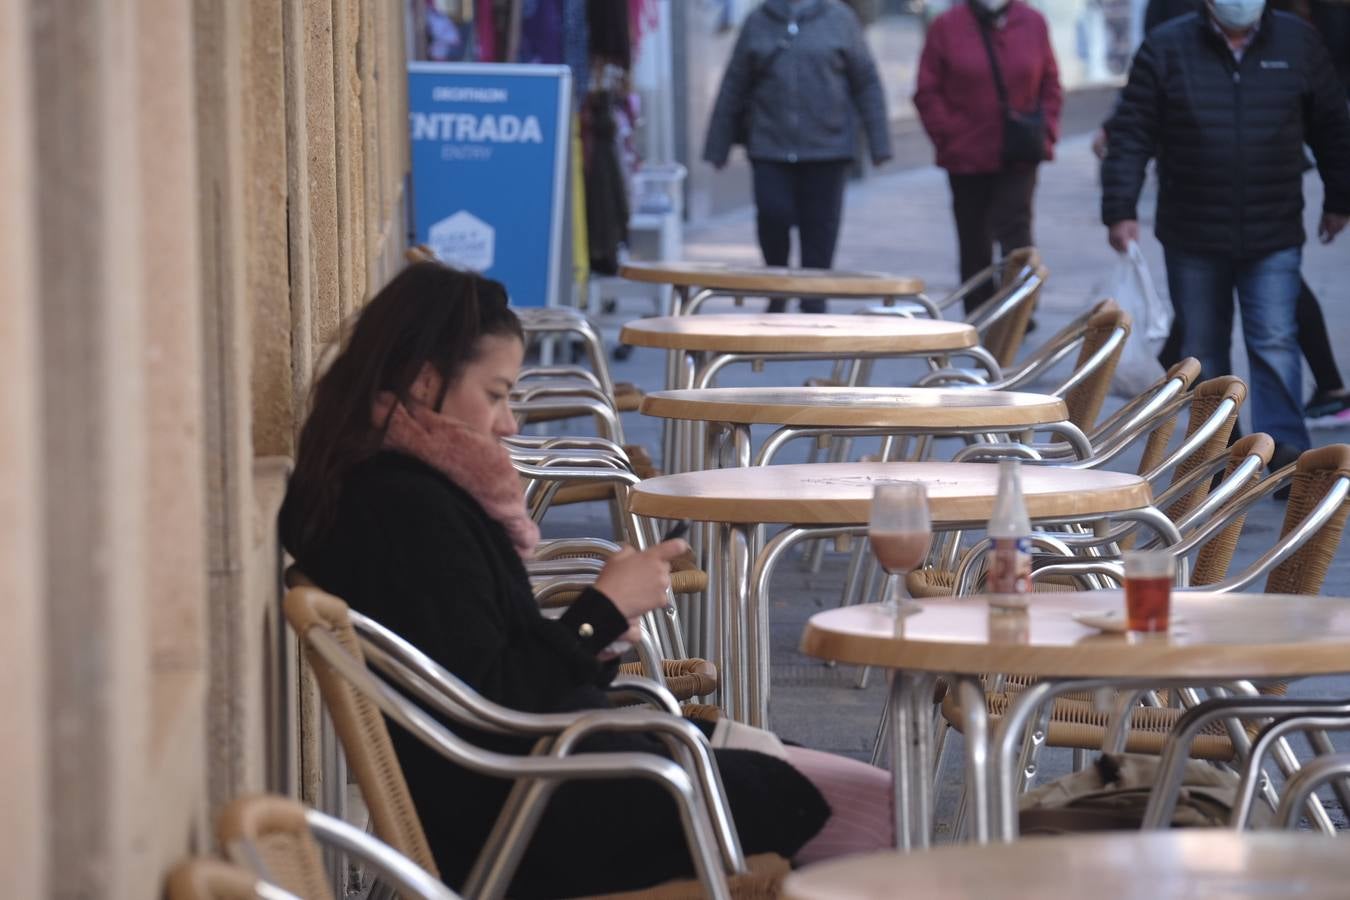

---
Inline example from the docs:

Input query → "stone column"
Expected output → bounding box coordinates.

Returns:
[196,0,270,820]
[32,1,153,894]
[0,0,47,894]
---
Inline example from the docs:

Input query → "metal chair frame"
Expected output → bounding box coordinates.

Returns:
[915,302,1127,401]
[1274,750,1350,829]
[292,597,743,900]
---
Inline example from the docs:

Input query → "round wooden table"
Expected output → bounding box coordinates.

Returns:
[628,461,1152,526]
[800,592,1350,850]
[621,314,980,474]
[639,386,1078,467]
[783,831,1350,900]
[620,314,974,356]
[627,463,1169,732]
[619,261,927,316]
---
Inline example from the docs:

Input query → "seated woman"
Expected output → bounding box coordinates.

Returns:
[279,262,892,898]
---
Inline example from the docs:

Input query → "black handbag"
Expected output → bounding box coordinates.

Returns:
[976,21,1047,166]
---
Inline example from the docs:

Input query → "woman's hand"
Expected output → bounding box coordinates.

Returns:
[593,539,689,619]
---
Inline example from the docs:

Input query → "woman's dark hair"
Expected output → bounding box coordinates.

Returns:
[283,261,522,557]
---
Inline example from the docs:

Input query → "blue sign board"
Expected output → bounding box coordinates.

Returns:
[408,63,571,308]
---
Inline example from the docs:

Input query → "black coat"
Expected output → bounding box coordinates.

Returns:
[279,451,828,898]
[1101,10,1350,258]
[703,0,892,166]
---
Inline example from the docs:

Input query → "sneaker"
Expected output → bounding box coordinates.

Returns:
[1305,389,1350,419]
[1306,408,1350,431]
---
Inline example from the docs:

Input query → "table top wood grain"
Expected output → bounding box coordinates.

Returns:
[639,386,1068,428]
[800,592,1350,679]
[783,831,1350,900]
[618,314,976,354]
[619,261,923,297]
[627,462,1151,524]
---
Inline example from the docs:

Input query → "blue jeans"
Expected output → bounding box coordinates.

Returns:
[1164,245,1310,450]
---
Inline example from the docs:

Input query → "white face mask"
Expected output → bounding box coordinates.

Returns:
[1209,0,1265,30]
[973,0,1011,12]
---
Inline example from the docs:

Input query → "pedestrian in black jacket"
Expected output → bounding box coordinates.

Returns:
[704,0,892,312]
[1103,0,1350,420]
[1101,1,1350,467]
[279,262,894,897]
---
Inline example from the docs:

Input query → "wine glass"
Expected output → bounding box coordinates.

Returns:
[869,482,932,615]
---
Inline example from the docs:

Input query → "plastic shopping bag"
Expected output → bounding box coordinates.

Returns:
[1099,241,1172,397]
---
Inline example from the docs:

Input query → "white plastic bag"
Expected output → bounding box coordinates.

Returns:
[1098,241,1172,397]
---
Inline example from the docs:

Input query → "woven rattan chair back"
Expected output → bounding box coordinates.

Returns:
[217,796,335,900]
[1265,444,1350,596]
[1191,433,1276,586]
[166,858,294,900]
[283,587,441,877]
[1159,376,1246,520]
[1063,299,1130,432]
[1128,359,1203,476]
[980,252,1045,369]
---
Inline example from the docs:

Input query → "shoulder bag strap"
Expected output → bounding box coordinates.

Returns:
[975,19,1010,113]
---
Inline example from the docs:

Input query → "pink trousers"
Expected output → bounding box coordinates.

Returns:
[783,746,895,864]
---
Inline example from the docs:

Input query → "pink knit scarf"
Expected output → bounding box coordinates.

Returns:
[372,384,538,560]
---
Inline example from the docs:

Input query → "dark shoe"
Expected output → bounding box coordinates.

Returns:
[1305,388,1350,419]
[1270,442,1302,500]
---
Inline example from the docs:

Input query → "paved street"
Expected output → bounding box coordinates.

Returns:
[542,131,1350,832]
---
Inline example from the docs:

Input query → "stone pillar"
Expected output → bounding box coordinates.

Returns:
[302,0,342,351]
[195,0,266,818]
[247,0,297,459]
[0,0,47,894]
[332,0,359,316]
[139,0,212,865]
[359,0,384,289]
[32,0,153,894]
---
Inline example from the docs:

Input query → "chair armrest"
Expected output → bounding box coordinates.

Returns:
[512,382,614,407]
[603,674,684,716]
[300,809,461,900]
[534,537,623,559]
[913,367,989,388]
[528,558,607,578]
[1028,559,1124,589]
[518,365,603,389]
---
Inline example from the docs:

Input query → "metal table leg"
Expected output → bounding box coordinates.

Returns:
[955,675,992,845]
[888,670,937,850]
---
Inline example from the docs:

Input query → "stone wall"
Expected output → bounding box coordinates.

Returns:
[0,0,410,895]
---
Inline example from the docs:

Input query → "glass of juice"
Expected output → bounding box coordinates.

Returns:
[870,482,932,615]
[1123,550,1175,632]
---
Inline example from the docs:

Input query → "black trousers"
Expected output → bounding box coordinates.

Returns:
[751,159,851,313]
[948,169,1038,314]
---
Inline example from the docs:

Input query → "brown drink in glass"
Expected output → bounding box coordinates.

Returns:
[1123,551,1175,632]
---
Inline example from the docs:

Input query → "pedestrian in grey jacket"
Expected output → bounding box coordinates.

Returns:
[704,0,892,312]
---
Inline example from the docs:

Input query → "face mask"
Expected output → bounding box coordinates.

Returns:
[1209,0,1264,30]
[973,0,1011,12]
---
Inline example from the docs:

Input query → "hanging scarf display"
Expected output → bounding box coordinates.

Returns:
[587,0,631,69]
[519,0,565,64]
[582,89,629,275]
